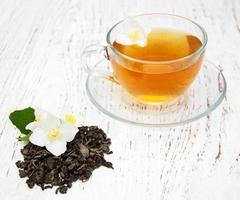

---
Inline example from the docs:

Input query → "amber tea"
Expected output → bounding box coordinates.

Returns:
[111,28,204,102]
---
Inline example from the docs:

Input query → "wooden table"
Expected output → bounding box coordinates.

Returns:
[0,0,239,199]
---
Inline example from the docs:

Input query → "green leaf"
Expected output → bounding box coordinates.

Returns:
[17,135,30,144]
[9,107,35,135]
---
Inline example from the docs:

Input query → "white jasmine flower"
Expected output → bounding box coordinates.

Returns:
[26,109,78,156]
[25,107,46,130]
[115,17,151,47]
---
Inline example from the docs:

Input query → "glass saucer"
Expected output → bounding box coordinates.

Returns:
[85,60,226,127]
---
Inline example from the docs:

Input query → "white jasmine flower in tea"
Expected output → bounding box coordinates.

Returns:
[115,17,151,47]
[26,109,78,156]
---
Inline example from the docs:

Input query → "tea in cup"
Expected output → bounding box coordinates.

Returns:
[82,14,207,103]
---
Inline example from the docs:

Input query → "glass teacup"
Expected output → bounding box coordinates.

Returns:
[82,13,207,103]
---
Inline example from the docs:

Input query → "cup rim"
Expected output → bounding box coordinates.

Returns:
[106,13,208,64]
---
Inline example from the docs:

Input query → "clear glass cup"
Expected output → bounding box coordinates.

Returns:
[82,13,208,103]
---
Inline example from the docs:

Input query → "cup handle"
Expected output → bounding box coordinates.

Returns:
[81,44,119,84]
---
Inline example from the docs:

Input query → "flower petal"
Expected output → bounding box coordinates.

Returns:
[42,116,61,130]
[29,128,48,147]
[34,108,42,118]
[34,107,48,122]
[26,122,36,131]
[116,17,151,46]
[61,106,73,116]
[28,108,61,131]
[116,34,133,46]
[136,39,147,47]
[75,116,82,127]
[60,123,78,142]
[45,140,67,156]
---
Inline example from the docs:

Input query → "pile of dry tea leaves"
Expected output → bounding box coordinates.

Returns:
[15,126,113,194]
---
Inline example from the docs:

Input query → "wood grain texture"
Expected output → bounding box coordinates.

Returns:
[0,0,239,199]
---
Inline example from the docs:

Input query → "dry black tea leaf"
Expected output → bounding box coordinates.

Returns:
[16,126,113,194]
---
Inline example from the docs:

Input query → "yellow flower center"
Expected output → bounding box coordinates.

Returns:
[128,31,140,41]
[47,128,62,142]
[65,114,76,125]
[35,115,41,124]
